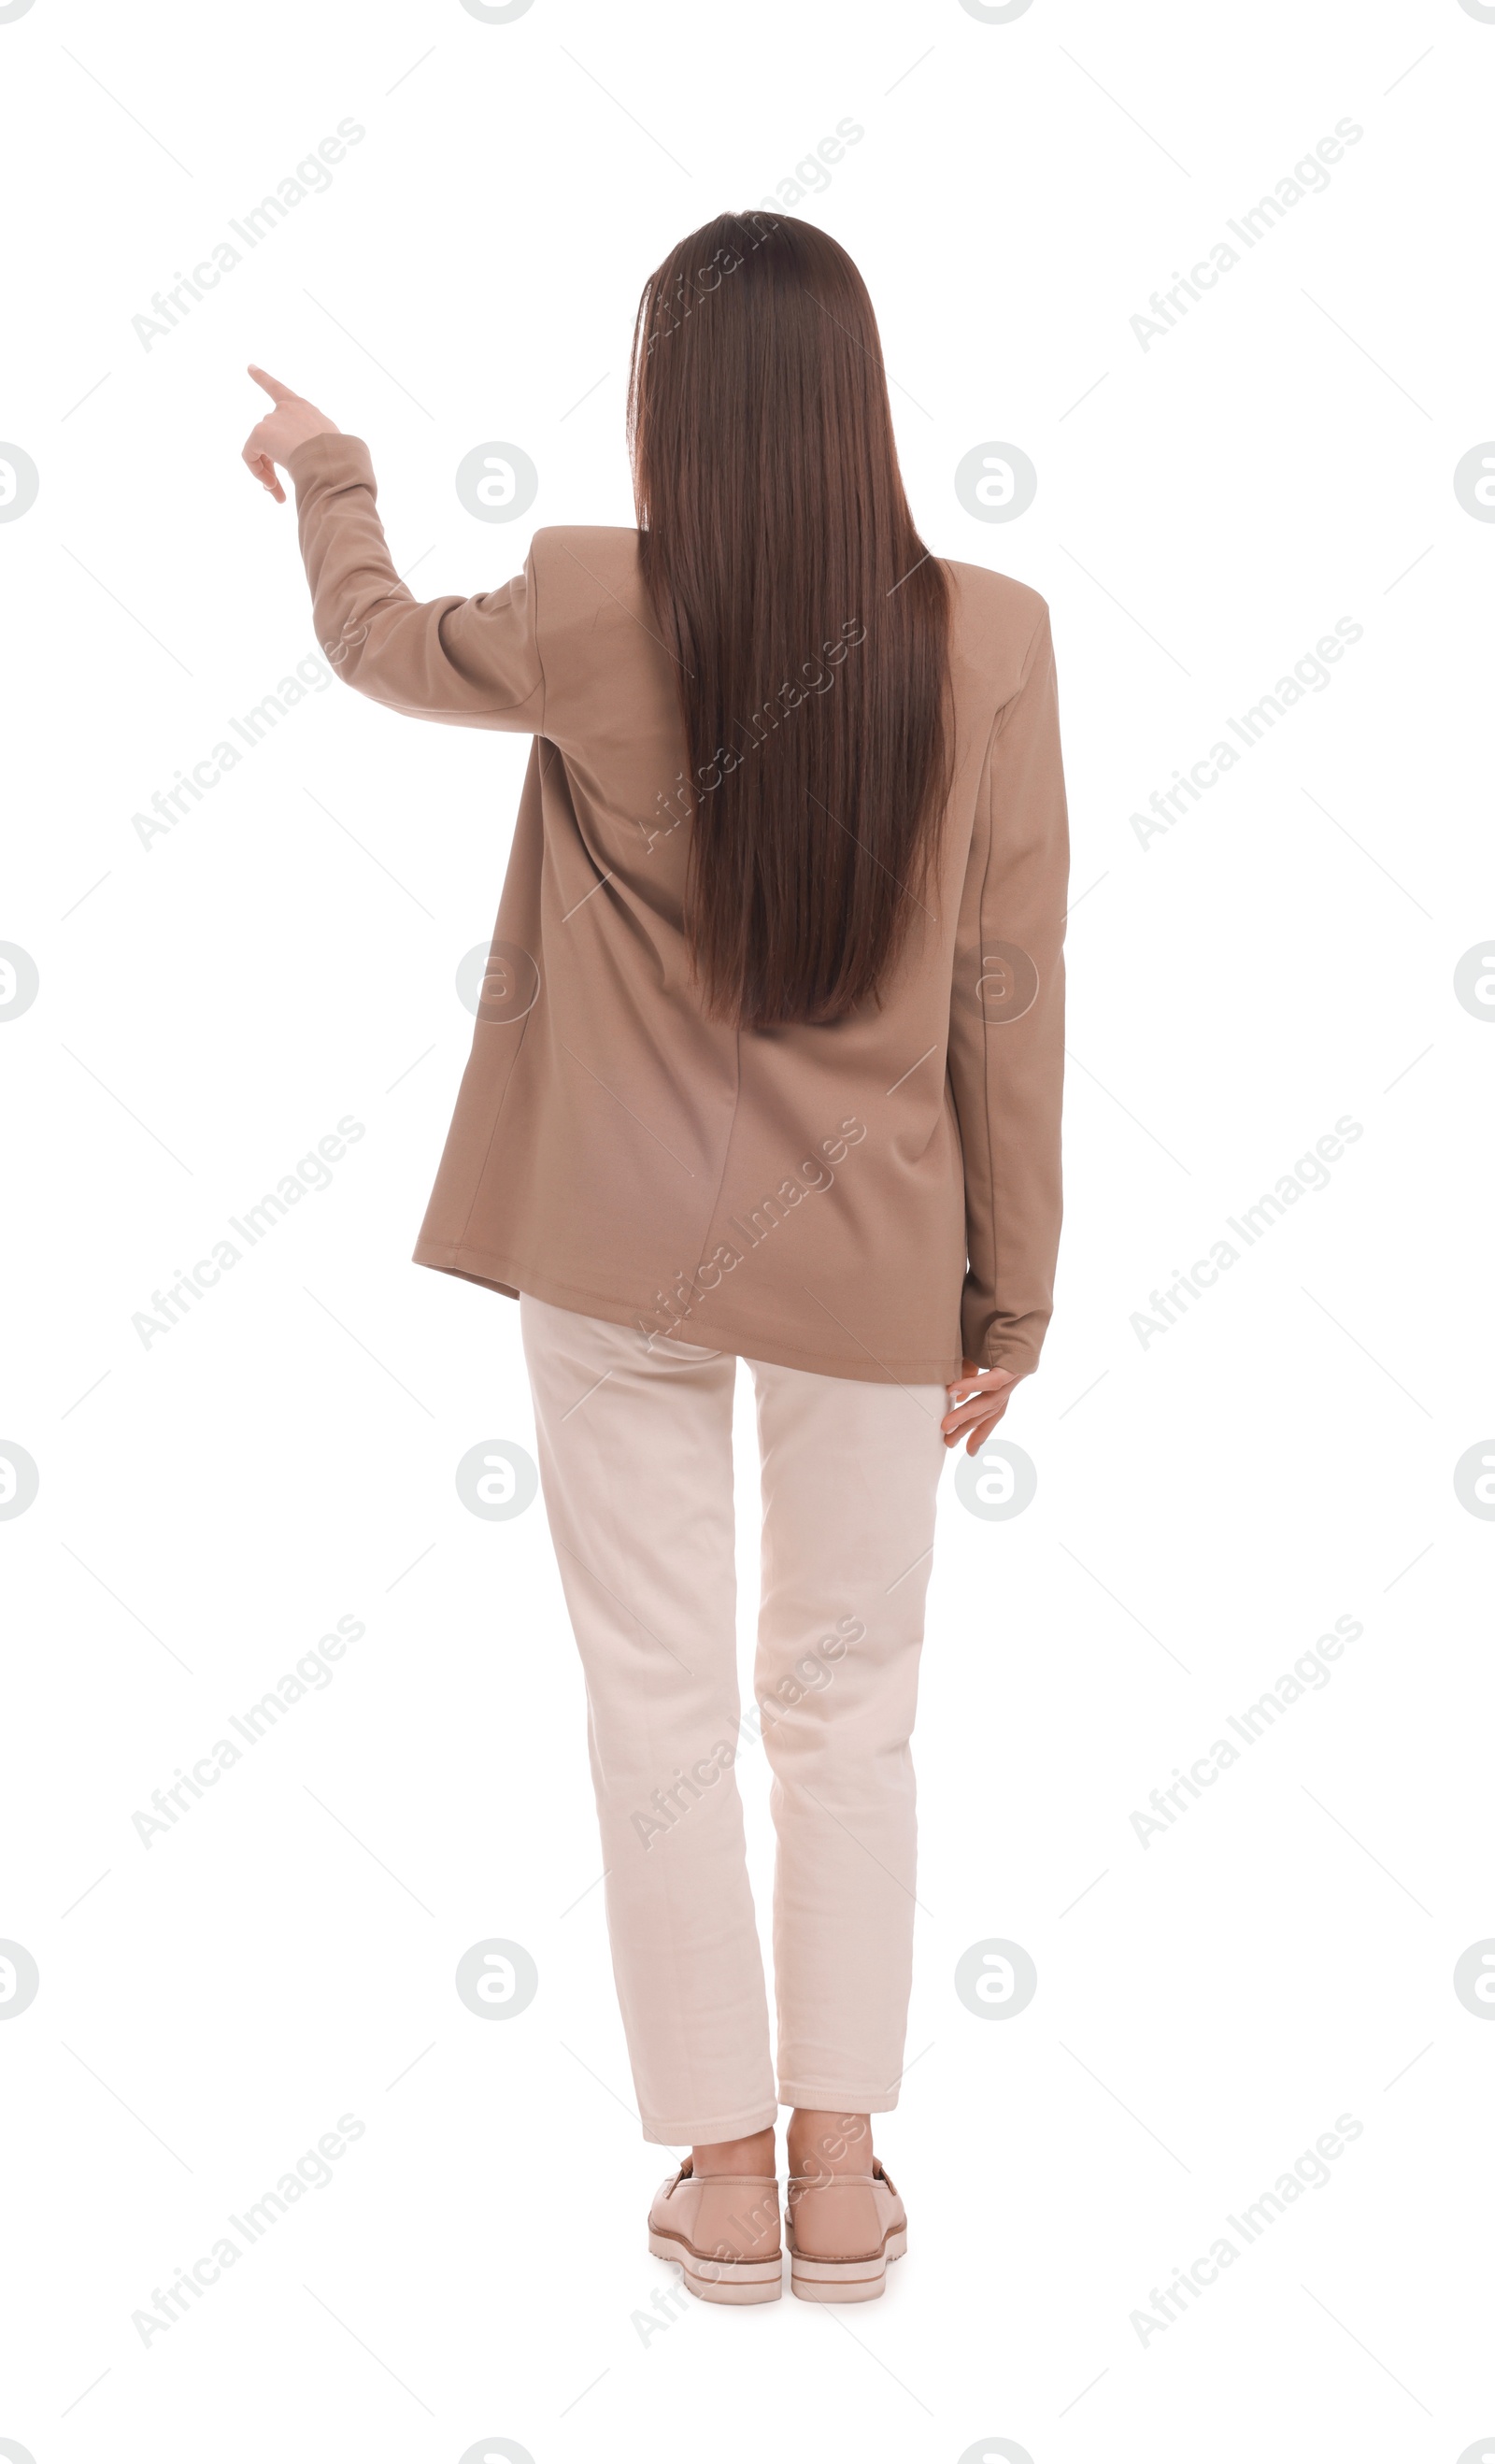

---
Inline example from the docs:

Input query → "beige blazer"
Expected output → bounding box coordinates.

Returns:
[289,433,1068,1386]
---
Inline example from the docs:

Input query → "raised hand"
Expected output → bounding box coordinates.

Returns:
[241,364,340,503]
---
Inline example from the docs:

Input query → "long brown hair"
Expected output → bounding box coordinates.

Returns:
[628,213,952,1031]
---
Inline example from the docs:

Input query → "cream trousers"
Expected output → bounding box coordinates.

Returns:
[520,1293,947,2145]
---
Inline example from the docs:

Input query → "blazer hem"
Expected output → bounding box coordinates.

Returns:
[412,1240,963,1389]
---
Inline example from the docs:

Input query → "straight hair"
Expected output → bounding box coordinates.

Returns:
[627,213,952,1030]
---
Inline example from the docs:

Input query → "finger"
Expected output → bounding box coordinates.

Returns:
[946,1365,1015,1396]
[244,449,285,503]
[941,1387,1012,1436]
[248,363,299,407]
[944,1397,1008,1449]
[241,428,288,496]
[943,1379,1012,1420]
[940,1399,990,1439]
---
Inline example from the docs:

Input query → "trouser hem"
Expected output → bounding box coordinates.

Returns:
[777,2082,903,2114]
[641,2101,779,2147]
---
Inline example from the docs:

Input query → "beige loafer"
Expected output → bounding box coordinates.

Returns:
[786,2158,907,2301]
[647,2160,783,2304]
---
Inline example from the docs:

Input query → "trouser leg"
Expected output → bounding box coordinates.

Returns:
[520,1295,776,2144]
[747,1355,947,2115]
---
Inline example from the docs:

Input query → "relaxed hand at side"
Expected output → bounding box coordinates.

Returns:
[941,1359,1019,1453]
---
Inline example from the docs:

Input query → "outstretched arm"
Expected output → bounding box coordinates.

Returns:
[240,366,545,732]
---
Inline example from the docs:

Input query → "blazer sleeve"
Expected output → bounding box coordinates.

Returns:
[946,605,1069,1381]
[286,433,545,731]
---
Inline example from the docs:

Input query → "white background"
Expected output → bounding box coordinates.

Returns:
[3,0,1493,2458]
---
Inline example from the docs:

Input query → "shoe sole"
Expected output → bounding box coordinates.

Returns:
[789,2227,907,2302]
[647,2229,783,2304]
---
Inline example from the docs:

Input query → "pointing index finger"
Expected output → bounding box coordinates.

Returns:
[247,363,297,406]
